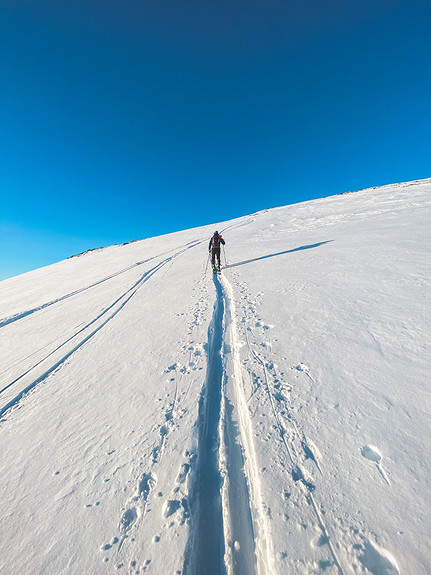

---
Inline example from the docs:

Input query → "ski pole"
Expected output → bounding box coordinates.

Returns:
[222,244,228,268]
[204,251,210,274]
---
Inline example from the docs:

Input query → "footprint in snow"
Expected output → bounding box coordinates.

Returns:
[152,426,168,463]
[293,363,316,382]
[101,537,119,551]
[163,500,181,518]
[302,439,322,473]
[162,498,190,526]
[291,465,315,492]
[176,463,191,484]
[120,507,139,533]
[361,445,391,485]
[295,363,310,373]
[164,363,178,373]
[152,445,162,464]
[361,445,382,463]
[133,472,155,503]
[357,539,400,575]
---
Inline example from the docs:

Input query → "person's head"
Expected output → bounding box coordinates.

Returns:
[214,230,219,235]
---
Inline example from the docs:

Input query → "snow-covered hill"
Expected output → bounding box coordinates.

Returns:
[1,179,430,575]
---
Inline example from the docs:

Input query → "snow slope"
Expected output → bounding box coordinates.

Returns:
[1,178,430,575]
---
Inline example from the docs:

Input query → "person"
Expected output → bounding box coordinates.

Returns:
[208,231,225,272]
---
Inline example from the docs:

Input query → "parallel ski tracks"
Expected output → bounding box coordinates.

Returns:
[240,289,346,575]
[0,257,154,329]
[0,243,203,330]
[185,270,259,575]
[0,242,200,420]
[221,275,274,575]
[185,274,226,575]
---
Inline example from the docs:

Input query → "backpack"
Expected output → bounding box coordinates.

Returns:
[212,234,221,248]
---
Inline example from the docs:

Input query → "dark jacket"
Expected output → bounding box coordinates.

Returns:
[209,233,225,250]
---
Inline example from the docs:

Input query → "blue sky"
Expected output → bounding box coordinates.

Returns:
[1,0,430,280]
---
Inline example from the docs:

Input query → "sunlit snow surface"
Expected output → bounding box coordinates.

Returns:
[1,179,430,574]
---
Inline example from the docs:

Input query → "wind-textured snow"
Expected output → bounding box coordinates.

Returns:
[1,178,430,575]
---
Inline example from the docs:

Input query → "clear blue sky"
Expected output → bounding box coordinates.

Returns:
[1,0,430,280]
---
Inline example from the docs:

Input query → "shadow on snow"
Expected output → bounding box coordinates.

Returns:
[225,241,333,269]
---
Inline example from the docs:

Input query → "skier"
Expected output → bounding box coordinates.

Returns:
[208,231,225,273]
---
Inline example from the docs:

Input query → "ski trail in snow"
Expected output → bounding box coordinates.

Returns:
[236,279,346,575]
[0,255,156,329]
[306,490,346,575]
[221,215,256,236]
[222,275,275,575]
[218,275,257,575]
[220,392,257,575]
[185,270,261,575]
[184,275,226,575]
[249,341,296,466]
[0,240,203,329]
[0,243,200,420]
[1,257,167,396]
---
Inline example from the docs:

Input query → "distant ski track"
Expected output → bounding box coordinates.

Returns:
[0,240,204,329]
[220,216,255,236]
[0,256,155,329]
[0,242,202,420]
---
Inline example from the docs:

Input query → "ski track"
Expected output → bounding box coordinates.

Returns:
[0,256,156,329]
[0,241,203,421]
[0,242,203,329]
[183,273,227,575]
[237,276,349,574]
[229,275,401,575]
[222,274,274,575]
[183,252,261,575]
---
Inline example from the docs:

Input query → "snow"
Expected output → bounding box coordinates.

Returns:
[1,178,430,575]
